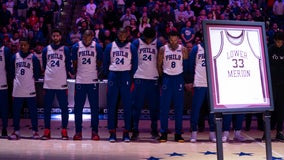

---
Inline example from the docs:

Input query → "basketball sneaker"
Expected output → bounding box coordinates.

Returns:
[8,131,20,140]
[41,129,51,140]
[91,132,100,141]
[174,134,184,143]
[61,129,69,140]
[73,132,82,140]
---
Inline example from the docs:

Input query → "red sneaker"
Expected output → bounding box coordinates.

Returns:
[61,129,69,140]
[41,129,51,140]
[8,131,20,140]
[73,132,82,140]
[91,132,100,141]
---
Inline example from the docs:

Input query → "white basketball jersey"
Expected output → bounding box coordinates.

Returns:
[134,38,159,80]
[214,30,265,105]
[0,46,8,90]
[163,44,183,75]
[76,41,98,84]
[43,45,67,89]
[109,42,132,71]
[193,44,207,87]
[12,52,36,97]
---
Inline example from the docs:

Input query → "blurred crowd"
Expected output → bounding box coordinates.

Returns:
[0,0,283,55]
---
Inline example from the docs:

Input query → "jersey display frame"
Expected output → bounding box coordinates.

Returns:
[203,20,273,113]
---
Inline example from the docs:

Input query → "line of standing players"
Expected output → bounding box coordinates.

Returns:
[3,27,282,143]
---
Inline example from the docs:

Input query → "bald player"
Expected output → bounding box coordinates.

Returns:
[72,30,103,140]
[103,28,137,142]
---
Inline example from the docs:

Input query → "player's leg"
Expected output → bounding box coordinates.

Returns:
[27,97,39,139]
[190,87,206,142]
[9,97,24,140]
[120,73,132,142]
[131,79,146,140]
[42,89,55,139]
[57,89,69,140]
[222,114,232,142]
[87,83,100,140]
[147,79,160,139]
[107,72,119,142]
[73,84,87,140]
[173,76,184,142]
[159,75,172,142]
[0,90,8,136]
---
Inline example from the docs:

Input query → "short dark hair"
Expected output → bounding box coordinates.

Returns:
[274,31,284,41]
[19,37,29,42]
[168,31,180,38]
[51,28,62,35]
[143,27,156,39]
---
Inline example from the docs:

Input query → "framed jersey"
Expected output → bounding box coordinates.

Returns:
[203,20,273,113]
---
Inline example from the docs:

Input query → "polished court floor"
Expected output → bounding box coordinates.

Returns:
[0,117,283,160]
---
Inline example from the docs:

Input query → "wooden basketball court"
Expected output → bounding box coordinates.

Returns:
[0,117,283,160]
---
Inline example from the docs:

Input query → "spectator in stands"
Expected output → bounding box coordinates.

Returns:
[28,10,39,28]
[86,0,97,17]
[181,20,195,45]
[267,22,280,45]
[139,14,151,34]
[17,0,29,20]
[120,8,137,28]
[0,3,12,27]
[6,0,14,16]
[66,25,82,47]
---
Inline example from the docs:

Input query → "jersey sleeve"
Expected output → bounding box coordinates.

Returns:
[188,45,198,83]
[103,43,112,76]
[32,55,41,81]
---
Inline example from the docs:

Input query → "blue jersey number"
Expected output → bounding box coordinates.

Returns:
[82,58,91,64]
[232,59,244,68]
[115,58,124,65]
[50,60,60,67]
[20,69,25,75]
[142,54,152,61]
[171,61,176,68]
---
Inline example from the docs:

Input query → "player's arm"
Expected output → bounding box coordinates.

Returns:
[182,46,188,60]
[42,47,47,71]
[96,43,103,68]
[64,46,75,78]
[10,54,16,80]
[130,43,138,77]
[103,43,112,76]
[71,43,79,76]
[32,55,41,81]
[157,46,165,77]
[4,47,12,81]
[185,45,198,92]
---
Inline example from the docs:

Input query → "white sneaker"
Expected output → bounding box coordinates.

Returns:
[234,130,245,141]
[190,131,197,143]
[32,131,40,139]
[209,132,216,142]
[222,131,229,142]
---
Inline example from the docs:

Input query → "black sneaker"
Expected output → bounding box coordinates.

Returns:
[2,128,7,137]
[276,132,284,141]
[159,133,167,142]
[131,131,139,141]
[174,134,184,143]
[151,130,160,139]
[123,131,130,142]
[109,132,117,143]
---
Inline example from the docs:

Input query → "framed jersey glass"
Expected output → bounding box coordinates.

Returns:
[203,20,273,113]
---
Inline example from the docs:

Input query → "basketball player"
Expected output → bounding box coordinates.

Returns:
[157,31,188,142]
[131,27,163,140]
[0,37,11,137]
[103,28,137,142]
[9,38,41,140]
[41,29,74,140]
[186,35,216,143]
[72,30,103,140]
[267,31,284,141]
